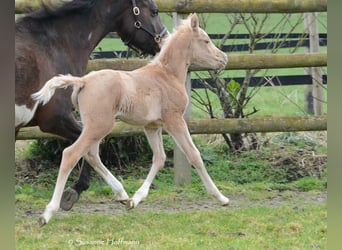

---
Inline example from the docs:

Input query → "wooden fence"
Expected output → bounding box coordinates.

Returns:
[17,116,327,140]
[15,0,327,14]
[86,53,326,72]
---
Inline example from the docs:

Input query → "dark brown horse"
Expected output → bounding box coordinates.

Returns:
[15,0,167,211]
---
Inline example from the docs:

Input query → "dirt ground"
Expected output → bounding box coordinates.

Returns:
[16,188,327,220]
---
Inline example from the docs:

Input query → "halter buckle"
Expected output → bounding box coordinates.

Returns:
[134,21,142,29]
[133,6,140,16]
[154,35,161,43]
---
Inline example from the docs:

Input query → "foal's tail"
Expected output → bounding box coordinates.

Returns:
[31,74,84,106]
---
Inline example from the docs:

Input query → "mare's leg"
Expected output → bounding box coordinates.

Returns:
[164,117,229,205]
[33,90,92,210]
[38,132,96,226]
[127,127,166,209]
[61,158,91,211]
[84,142,129,202]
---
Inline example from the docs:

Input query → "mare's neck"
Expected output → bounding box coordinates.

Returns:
[42,2,121,73]
[156,30,192,83]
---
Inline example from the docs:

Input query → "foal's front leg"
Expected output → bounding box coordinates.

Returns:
[127,127,166,209]
[165,117,229,206]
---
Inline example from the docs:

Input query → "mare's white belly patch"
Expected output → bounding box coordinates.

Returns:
[15,102,38,127]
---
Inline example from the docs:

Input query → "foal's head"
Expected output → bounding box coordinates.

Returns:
[188,14,228,70]
[116,0,167,55]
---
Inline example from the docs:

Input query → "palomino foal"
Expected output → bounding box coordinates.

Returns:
[32,13,229,226]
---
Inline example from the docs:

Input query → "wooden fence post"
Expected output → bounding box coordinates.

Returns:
[304,13,324,115]
[304,14,314,114]
[172,12,192,185]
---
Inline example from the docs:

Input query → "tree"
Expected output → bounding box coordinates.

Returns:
[192,13,309,152]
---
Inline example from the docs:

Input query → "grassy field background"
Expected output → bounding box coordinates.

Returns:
[15,129,327,249]
[15,13,327,249]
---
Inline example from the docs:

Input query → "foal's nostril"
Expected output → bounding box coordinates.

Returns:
[223,53,228,63]
[216,52,228,63]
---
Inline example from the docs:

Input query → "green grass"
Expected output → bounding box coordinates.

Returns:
[15,167,327,249]
[190,85,328,118]
[16,135,327,193]
[15,135,327,249]
[15,168,327,249]
[15,204,326,250]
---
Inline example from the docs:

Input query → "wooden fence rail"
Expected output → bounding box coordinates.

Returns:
[15,0,327,14]
[87,53,327,72]
[17,116,327,140]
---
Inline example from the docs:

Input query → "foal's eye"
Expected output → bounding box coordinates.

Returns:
[204,40,210,44]
[151,9,158,17]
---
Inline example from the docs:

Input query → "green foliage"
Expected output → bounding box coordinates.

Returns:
[227,79,241,95]
[186,135,326,188]
[20,132,327,194]
[292,177,326,192]
[27,139,69,164]
[272,132,317,147]
[206,150,287,184]
[99,135,152,171]
[226,79,241,110]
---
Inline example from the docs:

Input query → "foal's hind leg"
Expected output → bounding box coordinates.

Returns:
[128,127,166,209]
[84,142,129,202]
[34,96,93,211]
[39,135,95,226]
[164,117,229,206]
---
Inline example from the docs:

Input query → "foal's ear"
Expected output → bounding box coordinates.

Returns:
[190,13,199,31]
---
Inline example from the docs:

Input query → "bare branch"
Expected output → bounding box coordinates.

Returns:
[264,76,308,115]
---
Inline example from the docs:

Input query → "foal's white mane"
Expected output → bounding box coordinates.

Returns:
[150,17,192,66]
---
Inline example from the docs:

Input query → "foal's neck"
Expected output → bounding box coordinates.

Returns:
[156,30,192,83]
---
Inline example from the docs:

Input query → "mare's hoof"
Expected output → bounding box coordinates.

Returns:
[126,199,135,210]
[60,187,79,211]
[38,216,46,227]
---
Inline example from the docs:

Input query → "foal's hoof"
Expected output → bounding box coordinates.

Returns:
[38,216,47,227]
[221,198,230,206]
[60,187,79,211]
[118,200,128,206]
[125,199,135,210]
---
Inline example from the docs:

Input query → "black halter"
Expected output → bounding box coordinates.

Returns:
[124,0,168,54]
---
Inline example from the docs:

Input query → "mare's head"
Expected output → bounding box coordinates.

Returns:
[187,14,228,70]
[116,0,167,55]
